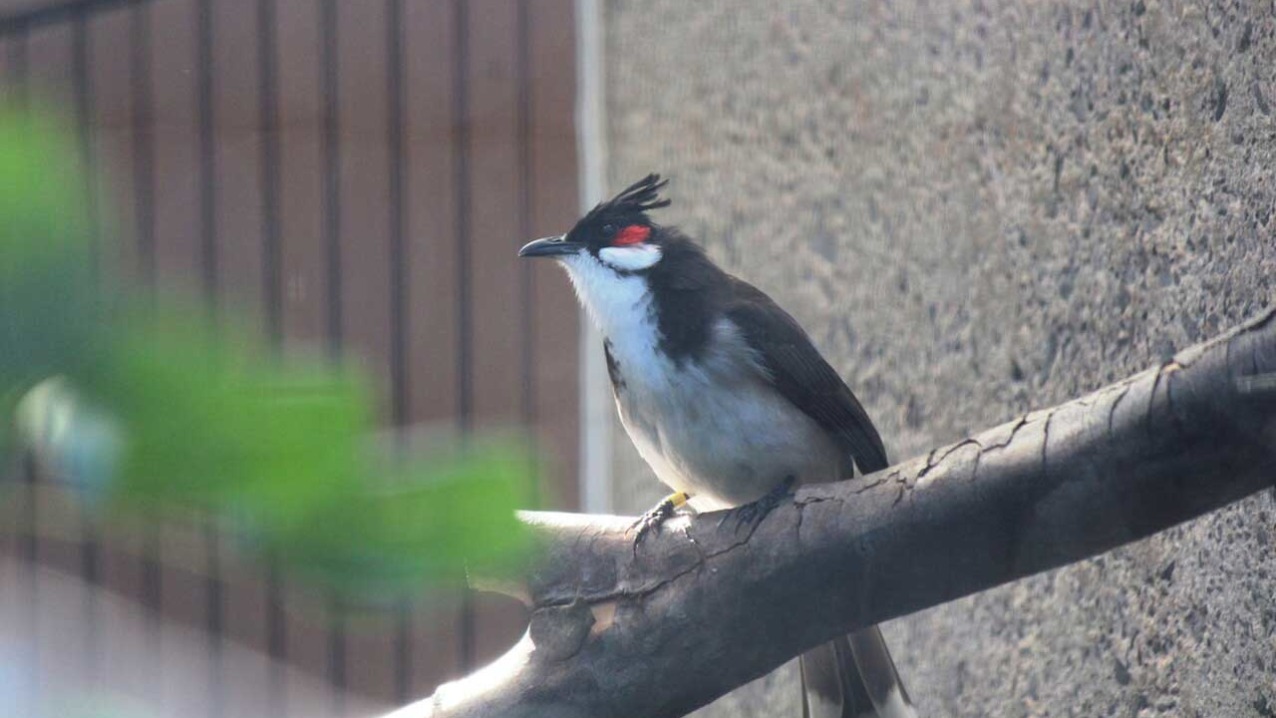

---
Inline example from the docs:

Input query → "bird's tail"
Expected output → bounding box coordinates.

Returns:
[799,625,917,718]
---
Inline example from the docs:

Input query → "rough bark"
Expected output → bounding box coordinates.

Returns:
[386,310,1276,718]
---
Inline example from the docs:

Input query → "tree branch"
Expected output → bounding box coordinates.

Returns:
[401,309,1276,718]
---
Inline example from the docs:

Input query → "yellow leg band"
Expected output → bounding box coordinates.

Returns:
[668,491,689,508]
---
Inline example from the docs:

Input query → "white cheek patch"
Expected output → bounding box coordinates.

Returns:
[599,244,662,272]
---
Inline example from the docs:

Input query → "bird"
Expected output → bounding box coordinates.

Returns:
[518,174,918,718]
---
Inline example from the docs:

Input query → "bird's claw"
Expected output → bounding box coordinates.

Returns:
[719,476,797,534]
[630,499,676,548]
[630,492,690,551]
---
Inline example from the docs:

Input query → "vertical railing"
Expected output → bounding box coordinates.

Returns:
[0,0,582,714]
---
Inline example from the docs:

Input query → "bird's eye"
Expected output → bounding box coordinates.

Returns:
[601,223,617,236]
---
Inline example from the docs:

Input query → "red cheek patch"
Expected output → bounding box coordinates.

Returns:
[613,224,651,246]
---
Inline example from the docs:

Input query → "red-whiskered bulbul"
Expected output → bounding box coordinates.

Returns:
[519,175,918,718]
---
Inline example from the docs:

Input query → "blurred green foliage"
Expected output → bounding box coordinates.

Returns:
[0,109,99,452]
[0,104,532,596]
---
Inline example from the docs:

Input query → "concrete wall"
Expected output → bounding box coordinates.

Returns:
[601,1,1276,715]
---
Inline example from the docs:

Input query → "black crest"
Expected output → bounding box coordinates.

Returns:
[598,173,671,217]
[568,174,672,248]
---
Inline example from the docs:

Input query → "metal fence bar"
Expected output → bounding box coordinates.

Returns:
[196,0,215,308]
[128,5,163,709]
[387,0,406,431]
[19,452,38,676]
[193,2,225,715]
[259,0,281,347]
[266,563,287,714]
[130,2,154,287]
[254,1,287,711]
[321,0,341,360]
[385,0,413,701]
[452,0,476,673]
[516,0,537,508]
[317,0,346,711]
[71,9,96,267]
[69,8,104,687]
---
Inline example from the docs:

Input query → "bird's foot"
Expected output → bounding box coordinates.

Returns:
[630,491,690,549]
[720,476,797,534]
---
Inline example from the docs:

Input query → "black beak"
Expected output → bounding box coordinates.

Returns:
[518,235,583,258]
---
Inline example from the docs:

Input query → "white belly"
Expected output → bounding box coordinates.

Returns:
[617,374,845,510]
[608,317,846,510]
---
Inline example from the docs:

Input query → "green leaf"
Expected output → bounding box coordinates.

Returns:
[0,104,98,461]
[0,105,535,598]
[274,441,534,596]
[78,305,369,532]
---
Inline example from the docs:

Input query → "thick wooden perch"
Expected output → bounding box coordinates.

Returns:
[400,309,1276,718]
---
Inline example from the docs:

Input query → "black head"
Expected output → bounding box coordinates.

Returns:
[518,174,673,272]
[567,173,670,253]
[517,173,729,361]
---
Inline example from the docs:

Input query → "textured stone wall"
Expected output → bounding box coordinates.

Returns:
[602,1,1276,715]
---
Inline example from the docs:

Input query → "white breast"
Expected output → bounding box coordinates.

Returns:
[559,253,844,509]
[613,318,844,510]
